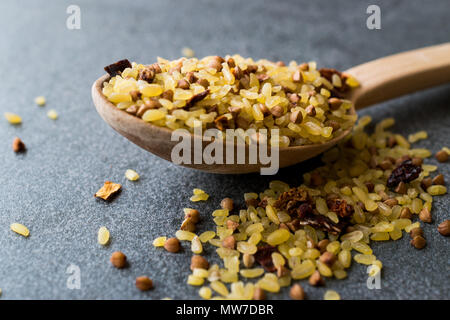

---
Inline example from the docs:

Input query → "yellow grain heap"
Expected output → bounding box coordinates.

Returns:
[103,55,359,147]
[157,116,446,300]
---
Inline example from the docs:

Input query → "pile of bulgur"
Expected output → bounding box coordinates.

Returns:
[154,115,448,300]
[103,56,359,147]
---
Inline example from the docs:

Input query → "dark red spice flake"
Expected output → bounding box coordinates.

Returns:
[104,59,132,77]
[318,68,349,93]
[274,187,348,235]
[387,160,422,188]
[273,187,310,216]
[254,245,277,272]
[326,198,354,218]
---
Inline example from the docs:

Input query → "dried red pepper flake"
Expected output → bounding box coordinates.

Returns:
[273,187,310,216]
[326,198,354,218]
[318,68,342,81]
[387,159,422,188]
[104,59,132,77]
[258,197,269,209]
[254,245,277,272]
[274,187,348,235]
[318,68,349,93]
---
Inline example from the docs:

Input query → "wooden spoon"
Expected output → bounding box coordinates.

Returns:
[92,43,450,174]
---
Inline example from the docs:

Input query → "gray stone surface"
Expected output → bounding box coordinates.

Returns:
[0,0,449,300]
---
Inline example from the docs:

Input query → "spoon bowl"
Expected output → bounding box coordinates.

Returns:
[92,43,450,174]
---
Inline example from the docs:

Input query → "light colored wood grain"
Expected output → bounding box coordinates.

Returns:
[92,43,450,174]
[346,43,450,109]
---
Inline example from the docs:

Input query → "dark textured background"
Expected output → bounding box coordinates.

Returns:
[0,0,449,300]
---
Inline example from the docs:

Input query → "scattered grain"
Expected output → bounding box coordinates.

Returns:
[110,251,127,268]
[34,96,46,106]
[125,169,140,181]
[410,235,426,249]
[97,226,110,245]
[164,237,181,253]
[10,223,30,237]
[135,276,153,291]
[12,137,26,153]
[289,284,305,300]
[435,150,449,162]
[95,181,121,200]
[47,109,58,120]
[437,220,450,236]
[4,112,22,124]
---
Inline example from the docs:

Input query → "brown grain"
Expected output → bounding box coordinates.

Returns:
[190,255,209,270]
[164,237,181,253]
[135,276,153,291]
[110,251,127,269]
[289,284,305,300]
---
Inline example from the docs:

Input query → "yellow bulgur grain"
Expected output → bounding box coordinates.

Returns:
[317,260,333,277]
[4,112,22,124]
[193,188,207,195]
[324,290,341,300]
[190,189,209,202]
[47,109,58,120]
[237,241,257,255]
[175,230,196,241]
[271,252,285,268]
[334,269,347,279]
[191,236,203,254]
[34,96,46,106]
[427,185,447,196]
[97,226,110,245]
[370,232,390,241]
[199,231,216,243]
[389,228,403,240]
[408,130,428,143]
[352,242,372,255]
[266,229,290,246]
[10,223,29,237]
[256,278,280,293]
[153,236,167,247]
[221,270,239,283]
[181,47,195,58]
[340,230,364,243]
[265,205,280,224]
[199,286,212,299]
[368,264,381,277]
[291,260,315,279]
[326,241,341,254]
[354,254,376,265]
[125,169,140,181]
[187,275,204,286]
[210,281,229,297]
[405,222,421,233]
[193,268,209,278]
[288,247,304,257]
[240,268,264,278]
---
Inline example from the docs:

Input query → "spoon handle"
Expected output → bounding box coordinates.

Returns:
[345,43,450,109]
